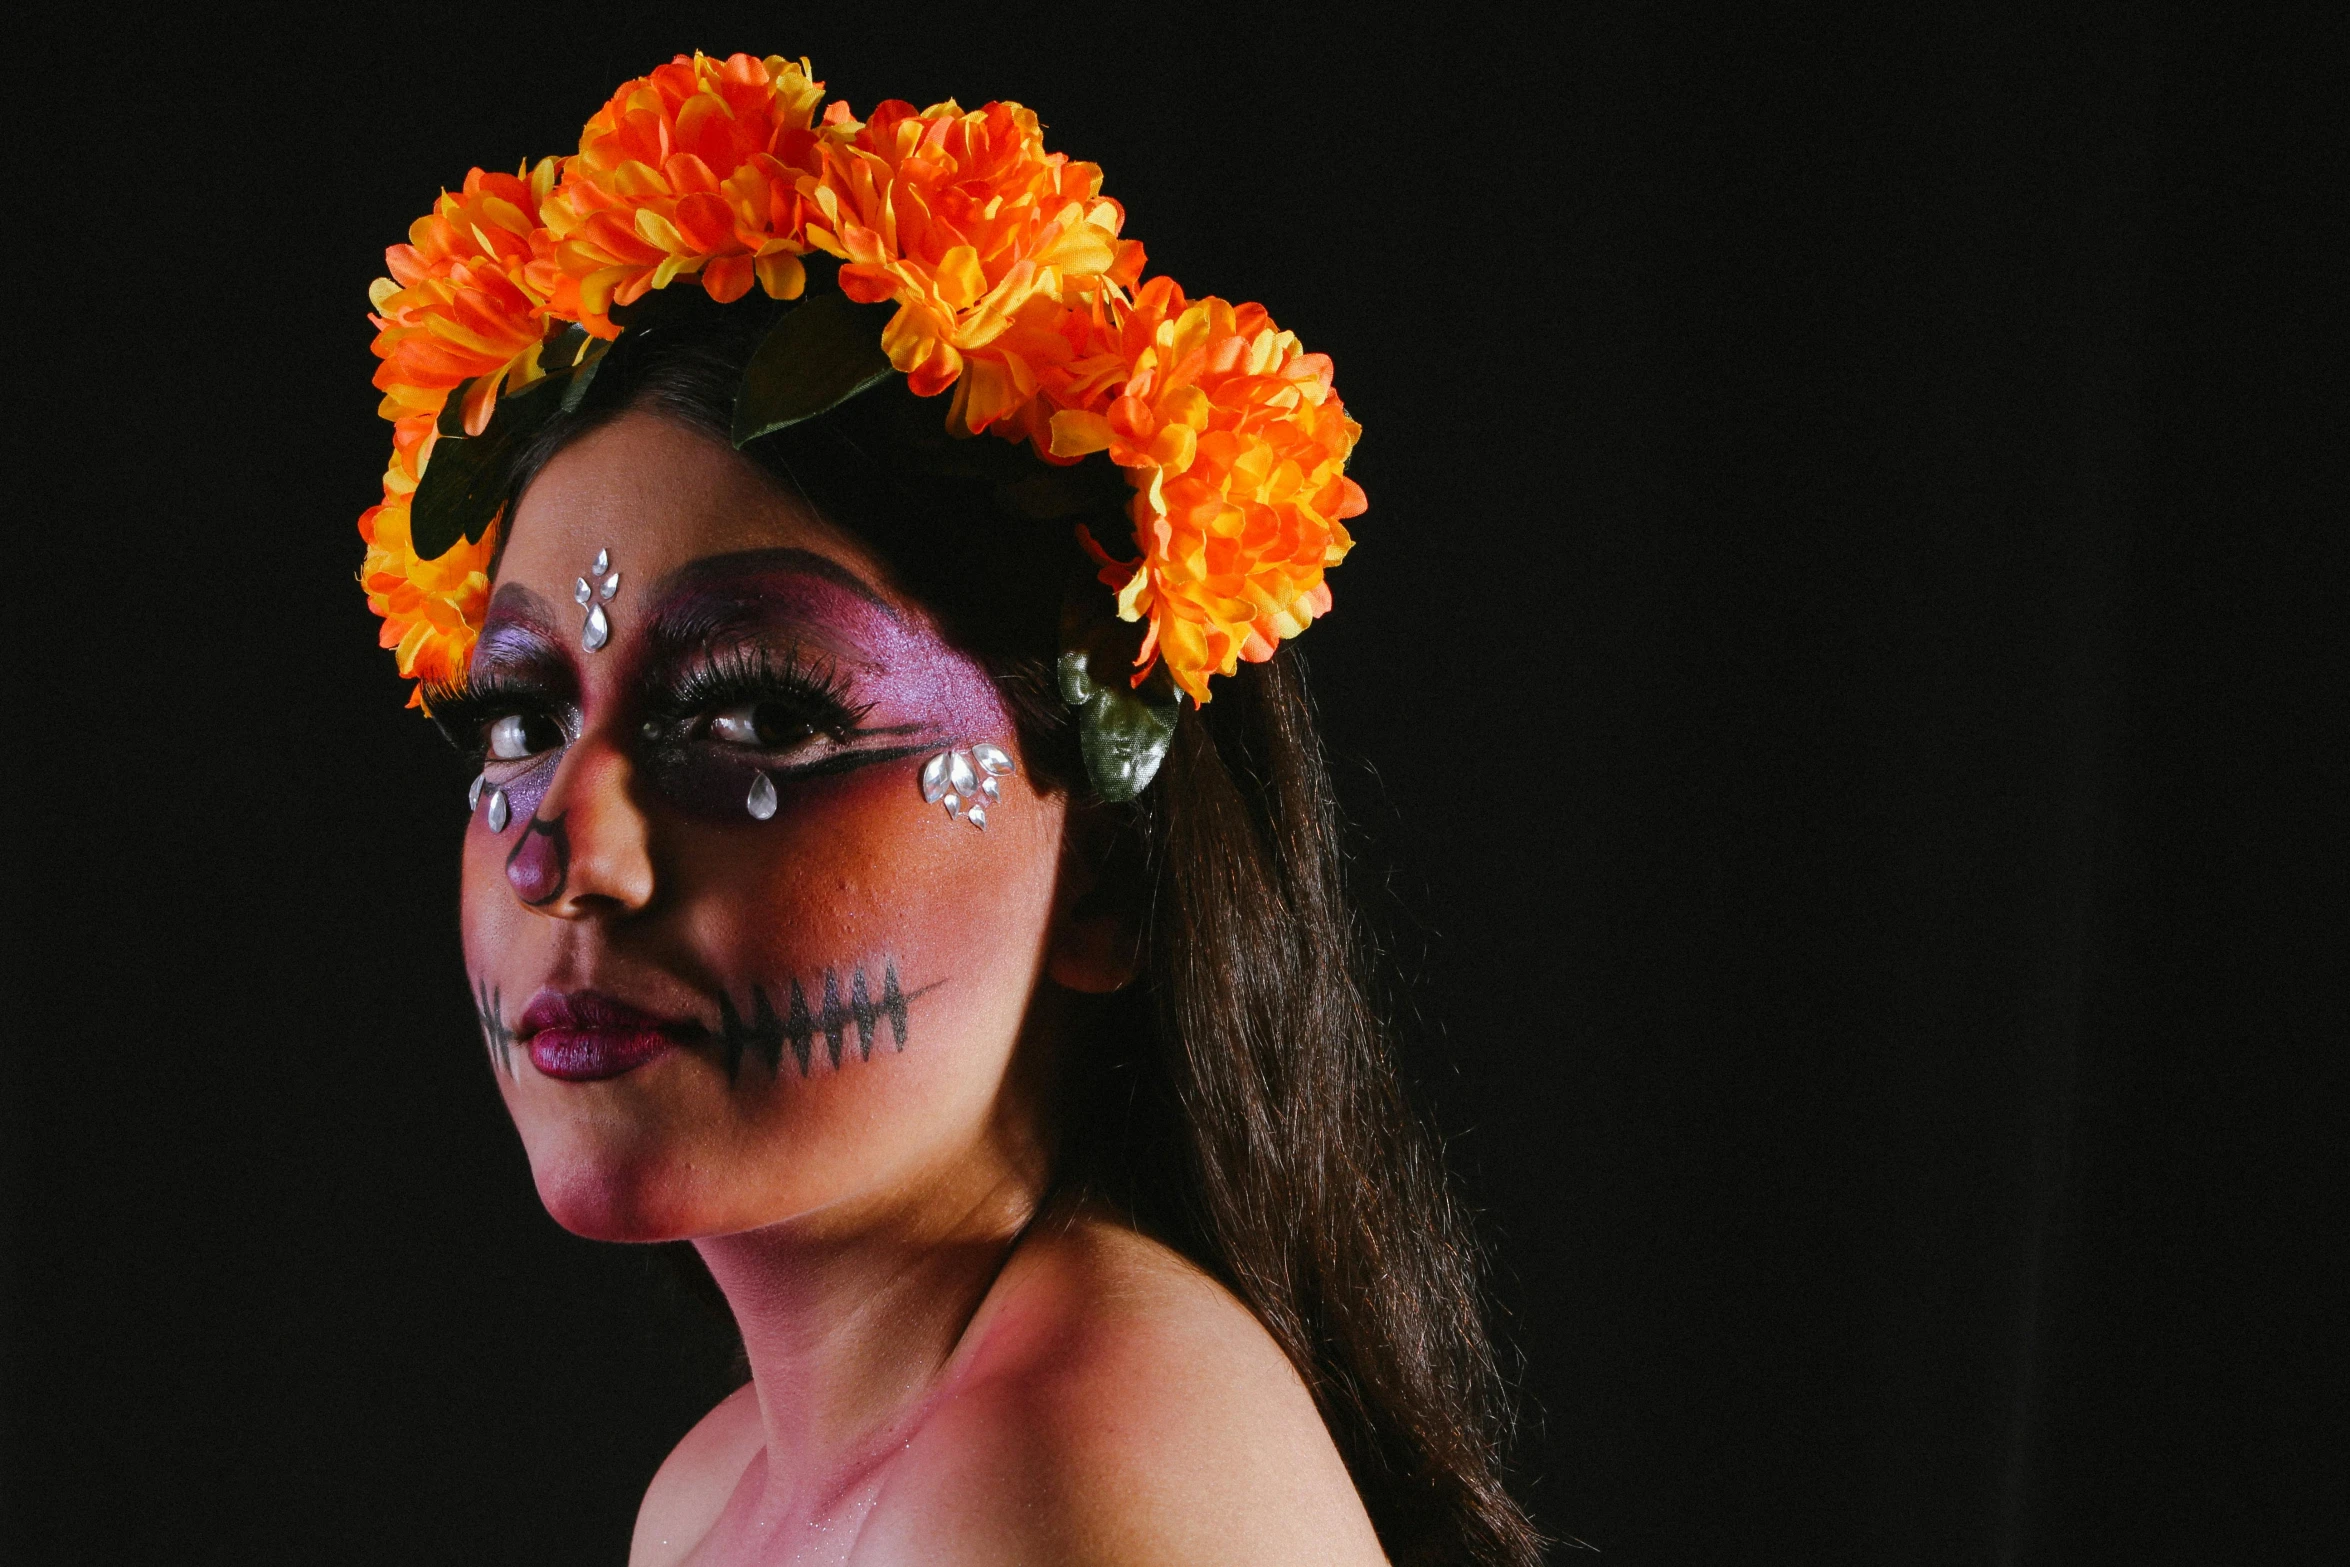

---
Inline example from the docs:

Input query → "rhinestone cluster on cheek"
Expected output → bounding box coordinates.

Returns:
[920,743,1015,829]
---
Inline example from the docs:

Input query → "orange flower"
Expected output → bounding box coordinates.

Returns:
[368,161,558,435]
[356,55,1360,714]
[1049,279,1364,703]
[358,417,494,706]
[361,162,562,704]
[802,98,1144,437]
[536,53,843,334]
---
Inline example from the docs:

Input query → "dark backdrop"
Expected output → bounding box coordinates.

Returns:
[7,5,2339,1563]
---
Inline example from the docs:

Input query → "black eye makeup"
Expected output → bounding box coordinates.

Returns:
[427,672,576,769]
[637,641,875,760]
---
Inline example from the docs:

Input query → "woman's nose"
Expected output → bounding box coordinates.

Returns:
[506,728,654,917]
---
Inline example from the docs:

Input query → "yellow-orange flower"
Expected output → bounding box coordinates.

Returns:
[362,162,560,703]
[356,55,1361,714]
[537,53,842,333]
[358,417,494,706]
[802,97,1144,437]
[1049,279,1364,704]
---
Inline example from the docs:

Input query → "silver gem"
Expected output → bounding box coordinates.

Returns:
[943,793,962,818]
[973,742,1015,776]
[746,771,778,821]
[577,549,619,650]
[486,789,510,833]
[981,776,1000,802]
[468,773,484,811]
[948,751,977,794]
[967,804,988,830]
[920,752,952,804]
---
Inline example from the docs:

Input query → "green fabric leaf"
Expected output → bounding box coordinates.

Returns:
[435,376,479,438]
[732,292,898,448]
[1059,585,1181,801]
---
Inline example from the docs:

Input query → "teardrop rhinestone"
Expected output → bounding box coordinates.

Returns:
[574,577,593,606]
[948,751,977,793]
[746,771,778,821]
[599,572,621,601]
[583,603,610,652]
[468,773,485,811]
[980,776,1000,802]
[485,789,510,833]
[966,805,988,830]
[973,742,1014,776]
[920,752,951,803]
[592,548,610,576]
[943,794,961,818]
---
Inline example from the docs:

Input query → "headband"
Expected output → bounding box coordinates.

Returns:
[360,53,1363,796]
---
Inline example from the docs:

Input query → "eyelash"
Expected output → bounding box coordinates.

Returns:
[644,643,874,741]
[423,644,870,764]
[424,677,564,763]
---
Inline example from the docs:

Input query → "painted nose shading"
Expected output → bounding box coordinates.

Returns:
[505,814,570,905]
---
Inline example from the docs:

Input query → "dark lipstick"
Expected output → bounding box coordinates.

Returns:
[518,991,686,1082]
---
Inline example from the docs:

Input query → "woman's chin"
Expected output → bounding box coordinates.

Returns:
[528,1146,713,1242]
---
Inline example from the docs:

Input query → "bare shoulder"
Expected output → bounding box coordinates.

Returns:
[864,1214,1389,1565]
[629,1378,761,1567]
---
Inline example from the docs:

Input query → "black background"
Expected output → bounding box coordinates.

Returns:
[7,5,2340,1562]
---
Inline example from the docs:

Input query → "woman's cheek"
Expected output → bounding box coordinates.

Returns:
[673,760,1065,1077]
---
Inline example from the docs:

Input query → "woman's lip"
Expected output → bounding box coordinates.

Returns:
[518,990,695,1082]
[528,1027,677,1082]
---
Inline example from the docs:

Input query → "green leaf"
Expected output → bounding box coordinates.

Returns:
[1058,584,1181,801]
[558,332,611,413]
[529,322,613,414]
[436,375,479,438]
[409,428,508,559]
[410,388,564,558]
[732,291,898,447]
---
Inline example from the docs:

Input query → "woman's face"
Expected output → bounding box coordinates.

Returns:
[454,412,1075,1242]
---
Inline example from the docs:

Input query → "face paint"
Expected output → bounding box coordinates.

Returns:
[472,976,516,1079]
[627,550,1014,826]
[712,958,933,1079]
[455,415,1074,1246]
[504,812,570,905]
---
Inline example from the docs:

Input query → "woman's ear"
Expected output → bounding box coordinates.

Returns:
[1044,802,1143,994]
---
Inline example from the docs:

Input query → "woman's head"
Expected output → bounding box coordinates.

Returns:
[427,242,1533,1567]
[443,309,1145,1243]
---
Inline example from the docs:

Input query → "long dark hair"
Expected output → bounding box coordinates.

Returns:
[495,300,1542,1566]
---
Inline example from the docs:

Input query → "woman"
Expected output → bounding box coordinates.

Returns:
[359,53,1538,1565]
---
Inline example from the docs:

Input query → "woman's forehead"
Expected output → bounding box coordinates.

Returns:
[495,411,891,602]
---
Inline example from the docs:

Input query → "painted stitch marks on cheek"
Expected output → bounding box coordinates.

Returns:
[504,812,570,906]
[474,977,516,1079]
[713,958,932,1080]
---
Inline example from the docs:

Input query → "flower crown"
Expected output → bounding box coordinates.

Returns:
[360,53,1363,796]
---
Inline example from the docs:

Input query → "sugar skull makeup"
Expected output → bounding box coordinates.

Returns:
[442,413,1073,1243]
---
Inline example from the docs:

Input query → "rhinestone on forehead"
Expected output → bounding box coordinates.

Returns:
[576,547,620,651]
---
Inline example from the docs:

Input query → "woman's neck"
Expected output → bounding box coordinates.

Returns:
[692,1143,1047,1512]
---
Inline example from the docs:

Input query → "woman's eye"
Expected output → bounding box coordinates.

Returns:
[708,700,823,750]
[487,712,563,760]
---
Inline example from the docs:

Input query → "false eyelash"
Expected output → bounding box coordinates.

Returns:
[646,641,874,737]
[422,674,568,760]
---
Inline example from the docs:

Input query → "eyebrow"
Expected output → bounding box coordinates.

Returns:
[470,584,570,675]
[637,548,901,665]
[479,582,560,637]
[651,548,897,616]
